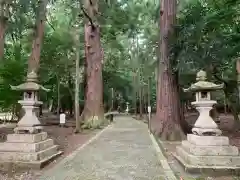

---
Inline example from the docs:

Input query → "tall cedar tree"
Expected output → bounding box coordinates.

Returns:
[80,0,104,128]
[0,0,11,60]
[28,0,48,73]
[153,0,185,140]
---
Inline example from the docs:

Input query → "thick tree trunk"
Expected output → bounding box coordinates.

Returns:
[81,0,104,128]
[28,0,48,73]
[153,0,185,140]
[81,23,104,128]
[0,0,10,60]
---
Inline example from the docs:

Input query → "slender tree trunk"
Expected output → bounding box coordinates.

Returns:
[67,74,74,116]
[131,38,137,116]
[81,0,104,128]
[139,85,143,118]
[28,0,48,73]
[56,75,60,116]
[74,28,81,133]
[148,77,151,106]
[153,0,185,140]
[133,72,137,115]
[111,88,114,110]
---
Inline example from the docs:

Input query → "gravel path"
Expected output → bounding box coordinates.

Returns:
[38,116,165,180]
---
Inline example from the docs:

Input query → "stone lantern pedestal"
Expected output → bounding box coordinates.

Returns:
[14,100,43,134]
[174,70,240,173]
[0,71,62,170]
[191,100,222,136]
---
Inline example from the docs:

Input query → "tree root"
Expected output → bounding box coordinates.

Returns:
[81,115,105,129]
[154,124,186,141]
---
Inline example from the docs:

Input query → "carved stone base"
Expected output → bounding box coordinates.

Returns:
[174,134,240,173]
[14,126,43,134]
[191,100,222,136]
[192,127,222,136]
[0,132,62,170]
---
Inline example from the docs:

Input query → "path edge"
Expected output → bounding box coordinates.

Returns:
[48,124,113,167]
[149,132,177,180]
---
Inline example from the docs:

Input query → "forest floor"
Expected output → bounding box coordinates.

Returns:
[150,113,240,180]
[0,114,101,180]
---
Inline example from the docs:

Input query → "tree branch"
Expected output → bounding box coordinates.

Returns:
[211,64,228,85]
[80,5,95,28]
[46,17,55,31]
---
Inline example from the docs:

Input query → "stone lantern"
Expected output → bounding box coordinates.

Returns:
[183,70,224,136]
[175,70,240,173]
[0,71,62,169]
[10,71,50,134]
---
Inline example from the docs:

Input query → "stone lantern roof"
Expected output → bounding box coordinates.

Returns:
[183,70,224,92]
[10,71,50,92]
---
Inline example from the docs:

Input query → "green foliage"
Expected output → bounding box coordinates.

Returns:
[0,0,158,113]
[0,44,26,110]
[4,0,240,115]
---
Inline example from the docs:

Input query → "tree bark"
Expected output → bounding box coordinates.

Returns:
[0,0,10,60]
[133,71,138,115]
[153,0,185,140]
[111,88,114,110]
[28,0,48,73]
[74,28,81,133]
[139,84,143,118]
[56,75,60,116]
[81,0,104,128]
[148,77,151,106]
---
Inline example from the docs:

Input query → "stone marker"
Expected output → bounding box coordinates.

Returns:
[174,70,240,173]
[60,113,66,126]
[125,102,129,114]
[0,71,62,170]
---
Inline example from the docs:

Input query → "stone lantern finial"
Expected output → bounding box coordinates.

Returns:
[196,70,207,81]
[26,71,38,82]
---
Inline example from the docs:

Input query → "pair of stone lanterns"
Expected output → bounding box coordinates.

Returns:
[0,71,61,169]
[175,70,240,172]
